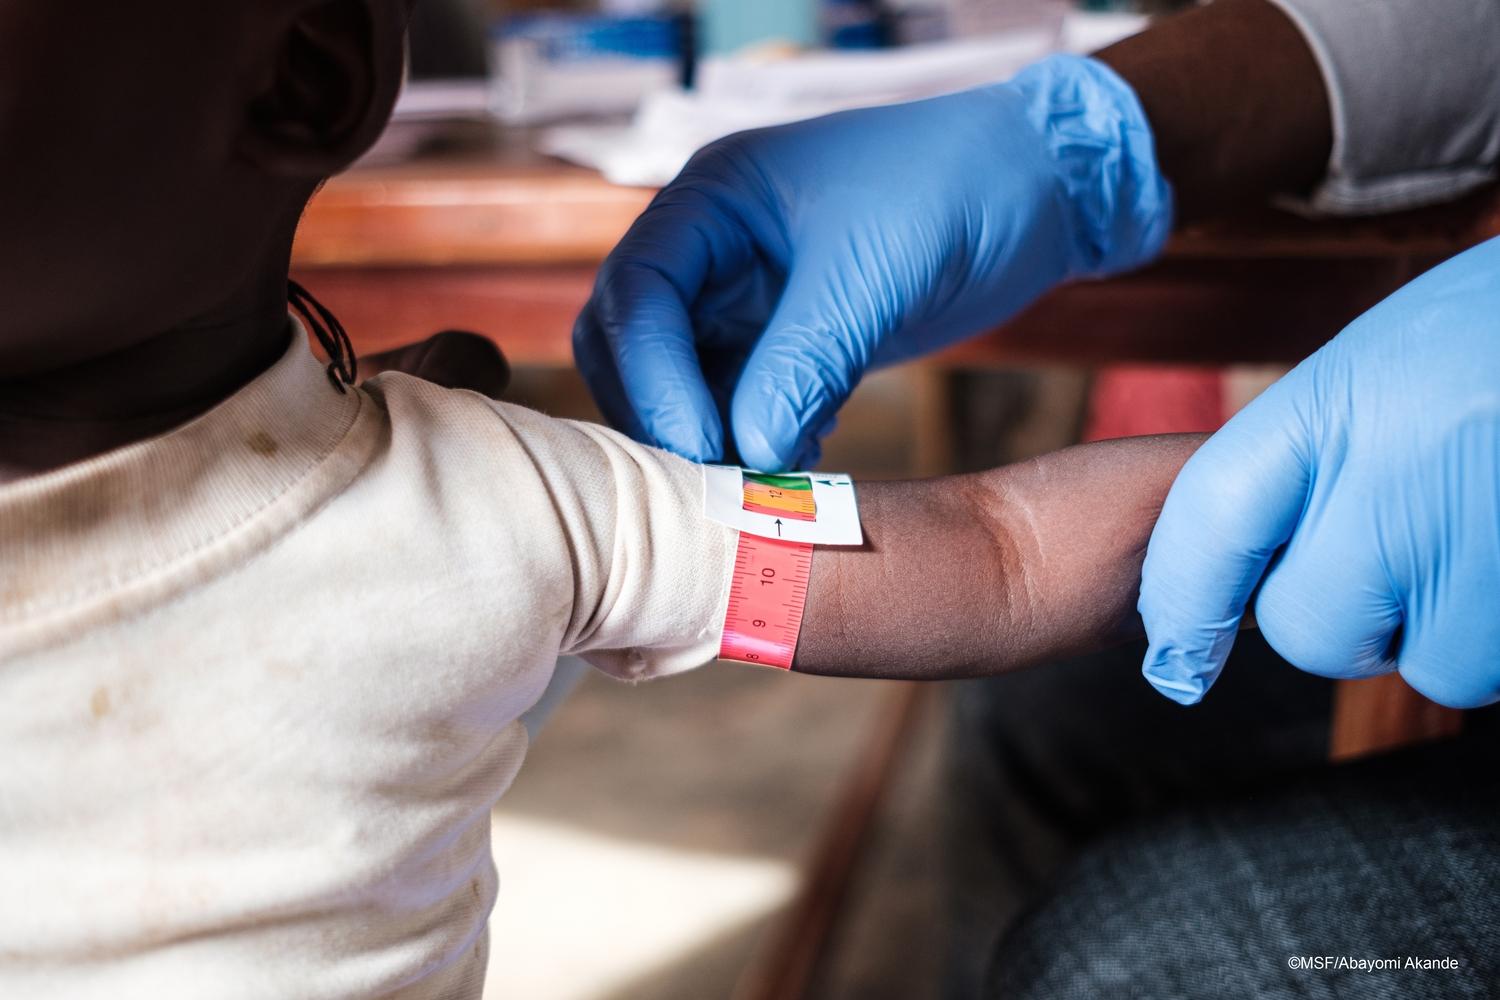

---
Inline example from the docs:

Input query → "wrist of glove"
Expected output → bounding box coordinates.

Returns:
[1006,54,1174,279]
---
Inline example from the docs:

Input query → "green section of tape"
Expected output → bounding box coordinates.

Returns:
[744,472,813,492]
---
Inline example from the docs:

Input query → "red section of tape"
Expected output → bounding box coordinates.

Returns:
[719,533,813,670]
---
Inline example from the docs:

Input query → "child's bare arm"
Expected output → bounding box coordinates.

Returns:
[794,434,1207,679]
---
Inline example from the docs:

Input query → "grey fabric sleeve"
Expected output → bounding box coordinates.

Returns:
[1267,0,1500,215]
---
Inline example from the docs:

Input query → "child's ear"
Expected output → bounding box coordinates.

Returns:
[238,0,407,178]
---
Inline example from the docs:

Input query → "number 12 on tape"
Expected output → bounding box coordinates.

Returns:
[719,534,813,670]
[703,466,862,545]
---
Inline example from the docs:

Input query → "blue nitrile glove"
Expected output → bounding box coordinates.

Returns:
[1140,236,1500,709]
[574,54,1172,469]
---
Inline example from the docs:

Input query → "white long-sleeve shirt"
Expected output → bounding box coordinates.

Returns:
[1270,0,1500,214]
[0,332,738,998]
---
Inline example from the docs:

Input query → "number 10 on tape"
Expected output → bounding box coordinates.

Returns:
[719,533,813,669]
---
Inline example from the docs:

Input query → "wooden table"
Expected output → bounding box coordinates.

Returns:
[293,121,1494,997]
[295,121,1500,370]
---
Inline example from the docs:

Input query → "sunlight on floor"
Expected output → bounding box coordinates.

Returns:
[483,814,799,1000]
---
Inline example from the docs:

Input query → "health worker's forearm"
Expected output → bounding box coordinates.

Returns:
[794,434,1206,680]
[1096,0,1332,224]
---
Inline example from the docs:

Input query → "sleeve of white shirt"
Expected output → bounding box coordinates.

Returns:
[1268,0,1500,215]
[478,398,740,682]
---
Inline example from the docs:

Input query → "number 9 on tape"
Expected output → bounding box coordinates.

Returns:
[719,534,813,670]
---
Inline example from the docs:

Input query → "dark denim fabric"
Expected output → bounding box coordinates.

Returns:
[989,734,1500,999]
[942,631,1500,1000]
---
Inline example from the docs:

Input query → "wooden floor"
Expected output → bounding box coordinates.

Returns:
[484,666,950,1000]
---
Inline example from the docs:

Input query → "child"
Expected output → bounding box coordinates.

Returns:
[0,1,1200,996]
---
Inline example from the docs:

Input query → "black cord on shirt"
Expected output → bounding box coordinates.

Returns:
[287,280,357,392]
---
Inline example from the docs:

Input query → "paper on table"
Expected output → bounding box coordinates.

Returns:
[703,466,863,545]
[539,15,1145,187]
[390,79,495,121]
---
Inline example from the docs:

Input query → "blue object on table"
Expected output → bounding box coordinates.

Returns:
[824,0,888,48]
[699,0,818,54]
[494,13,686,61]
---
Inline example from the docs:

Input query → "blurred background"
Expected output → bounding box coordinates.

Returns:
[285,1,1382,997]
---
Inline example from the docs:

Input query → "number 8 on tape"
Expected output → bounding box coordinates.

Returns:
[719,534,813,670]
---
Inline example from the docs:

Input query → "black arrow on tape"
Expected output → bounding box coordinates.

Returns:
[774,518,784,537]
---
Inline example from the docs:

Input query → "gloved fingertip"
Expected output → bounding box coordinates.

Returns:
[791,439,822,471]
[733,407,802,472]
[790,416,835,469]
[1142,673,1206,706]
[656,416,724,464]
[1141,646,1210,706]
[735,427,794,473]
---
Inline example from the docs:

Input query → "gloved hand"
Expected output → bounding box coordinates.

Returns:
[1140,236,1500,709]
[574,54,1172,469]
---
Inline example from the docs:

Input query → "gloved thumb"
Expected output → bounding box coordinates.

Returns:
[730,258,876,471]
[1137,372,1314,703]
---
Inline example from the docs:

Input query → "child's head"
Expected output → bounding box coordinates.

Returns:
[0,1,411,374]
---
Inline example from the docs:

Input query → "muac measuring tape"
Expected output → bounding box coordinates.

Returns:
[702,468,862,670]
[720,534,813,669]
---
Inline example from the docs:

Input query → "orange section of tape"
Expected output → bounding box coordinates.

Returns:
[719,532,814,670]
[741,474,818,522]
